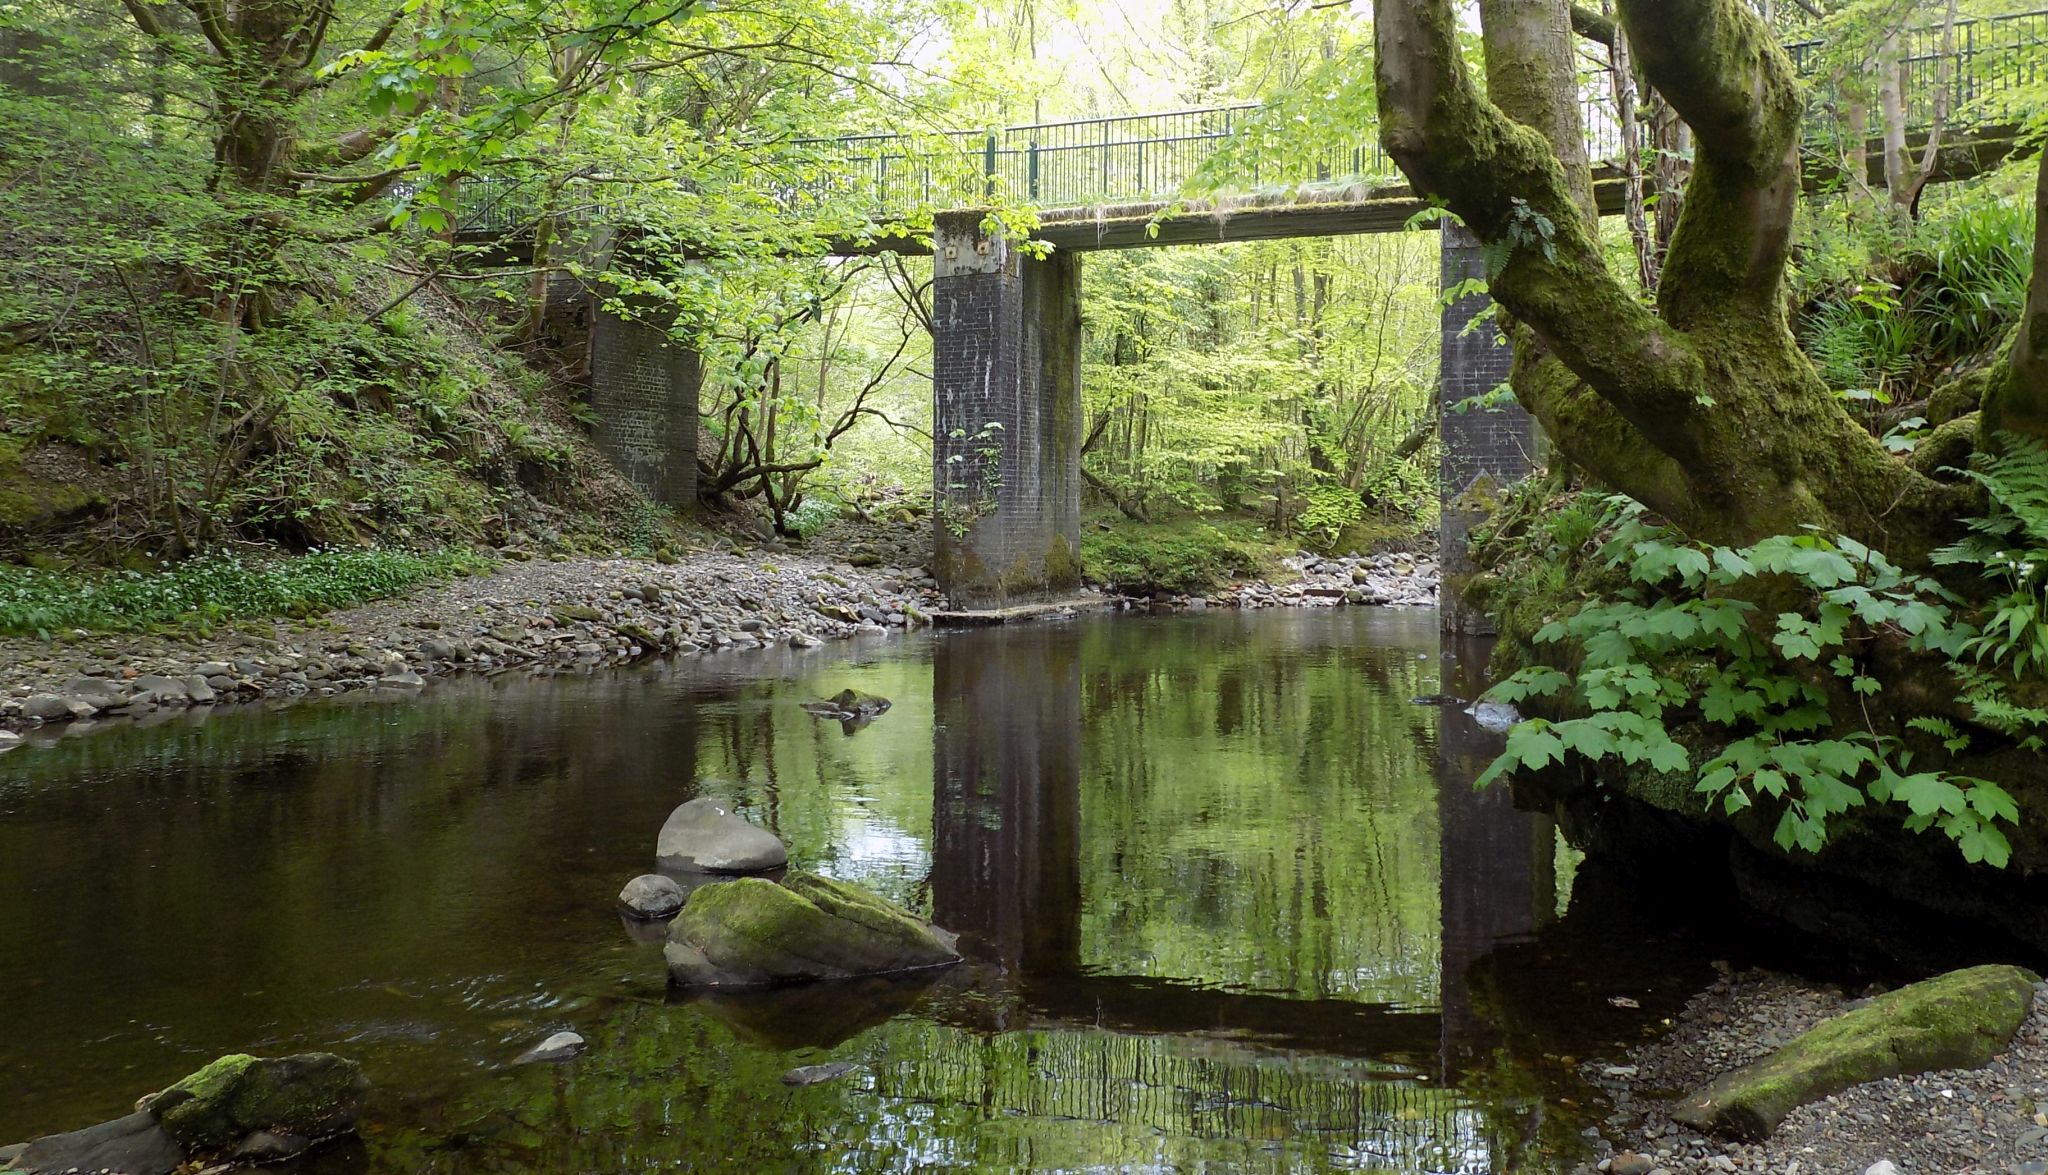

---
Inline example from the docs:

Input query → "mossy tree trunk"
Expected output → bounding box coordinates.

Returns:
[1980,159,2048,446]
[1373,0,1976,566]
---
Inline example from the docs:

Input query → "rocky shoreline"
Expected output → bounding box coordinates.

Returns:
[1108,549,1441,612]
[1587,968,2048,1175]
[0,551,944,745]
[0,546,1442,749]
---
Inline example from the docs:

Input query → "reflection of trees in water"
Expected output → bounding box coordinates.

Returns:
[1068,612,1449,1005]
[885,1023,1512,1173]
[378,996,1535,1175]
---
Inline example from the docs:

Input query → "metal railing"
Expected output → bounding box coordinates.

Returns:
[447,8,2046,236]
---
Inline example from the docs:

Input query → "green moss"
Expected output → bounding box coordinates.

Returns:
[1042,533,1079,590]
[151,1052,366,1152]
[1672,964,2040,1141]
[0,455,102,531]
[667,872,957,987]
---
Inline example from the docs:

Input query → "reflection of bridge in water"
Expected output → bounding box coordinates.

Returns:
[906,619,1559,1170]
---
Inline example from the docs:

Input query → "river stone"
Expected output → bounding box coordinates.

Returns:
[511,1031,586,1065]
[663,871,960,988]
[5,1110,184,1175]
[619,873,687,918]
[656,798,788,874]
[0,731,20,753]
[132,674,188,702]
[801,690,892,722]
[229,1129,309,1163]
[20,695,69,722]
[781,1061,858,1086]
[1672,964,2040,1140]
[182,676,216,704]
[144,1052,367,1153]
[60,676,123,705]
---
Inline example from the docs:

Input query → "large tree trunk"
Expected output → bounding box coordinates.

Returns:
[1373,0,1971,565]
[1981,160,2048,445]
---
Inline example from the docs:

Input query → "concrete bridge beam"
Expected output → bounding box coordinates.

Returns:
[589,294,701,510]
[930,211,1083,610]
[1438,222,1537,635]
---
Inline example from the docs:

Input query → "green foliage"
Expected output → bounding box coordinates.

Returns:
[0,549,487,636]
[1081,515,1277,595]
[782,493,843,539]
[1294,482,1366,551]
[1796,175,2036,398]
[1932,436,2048,742]
[1480,501,2033,868]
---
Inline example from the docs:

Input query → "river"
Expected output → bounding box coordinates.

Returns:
[0,608,1738,1173]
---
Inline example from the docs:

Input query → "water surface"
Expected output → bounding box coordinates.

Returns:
[0,609,1718,1173]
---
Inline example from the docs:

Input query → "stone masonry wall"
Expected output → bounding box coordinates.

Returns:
[931,211,1083,609]
[590,299,700,510]
[1439,222,1536,635]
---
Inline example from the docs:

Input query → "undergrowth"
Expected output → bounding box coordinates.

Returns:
[0,549,491,636]
[1082,513,1282,594]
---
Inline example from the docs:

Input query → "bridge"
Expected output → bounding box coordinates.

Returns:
[478,9,2046,613]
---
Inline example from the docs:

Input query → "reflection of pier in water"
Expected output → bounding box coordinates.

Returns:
[920,620,1558,1167]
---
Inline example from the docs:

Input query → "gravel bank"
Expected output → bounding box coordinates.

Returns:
[1108,550,1441,611]
[0,551,942,743]
[1589,968,2048,1175]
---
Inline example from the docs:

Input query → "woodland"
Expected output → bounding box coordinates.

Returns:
[0,0,2045,877]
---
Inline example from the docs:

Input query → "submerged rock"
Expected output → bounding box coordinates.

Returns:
[511,1031,587,1066]
[664,871,959,988]
[1671,964,2039,1141]
[618,873,687,918]
[800,689,892,722]
[144,1052,366,1154]
[781,1061,858,1086]
[1464,699,1520,733]
[655,798,788,874]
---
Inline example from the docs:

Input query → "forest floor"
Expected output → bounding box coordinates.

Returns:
[1592,969,2048,1175]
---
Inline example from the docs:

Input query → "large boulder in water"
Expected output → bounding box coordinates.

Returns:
[655,798,788,874]
[664,871,959,988]
[144,1052,367,1154]
[1672,964,2040,1140]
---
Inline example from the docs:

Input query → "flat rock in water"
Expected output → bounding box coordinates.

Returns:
[618,873,687,918]
[1464,700,1520,733]
[782,1061,858,1086]
[1672,964,2040,1141]
[511,1031,586,1066]
[665,871,959,988]
[656,798,788,874]
[5,1110,184,1175]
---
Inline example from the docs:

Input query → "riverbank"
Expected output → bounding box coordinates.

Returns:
[0,541,1443,746]
[0,551,942,743]
[1592,968,2048,1175]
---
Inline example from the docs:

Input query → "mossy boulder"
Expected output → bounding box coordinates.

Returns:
[144,1052,367,1153]
[1672,964,2040,1141]
[0,446,104,534]
[664,871,960,988]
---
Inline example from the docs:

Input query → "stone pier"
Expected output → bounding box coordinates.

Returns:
[590,296,701,510]
[930,211,1083,610]
[1438,222,1537,635]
